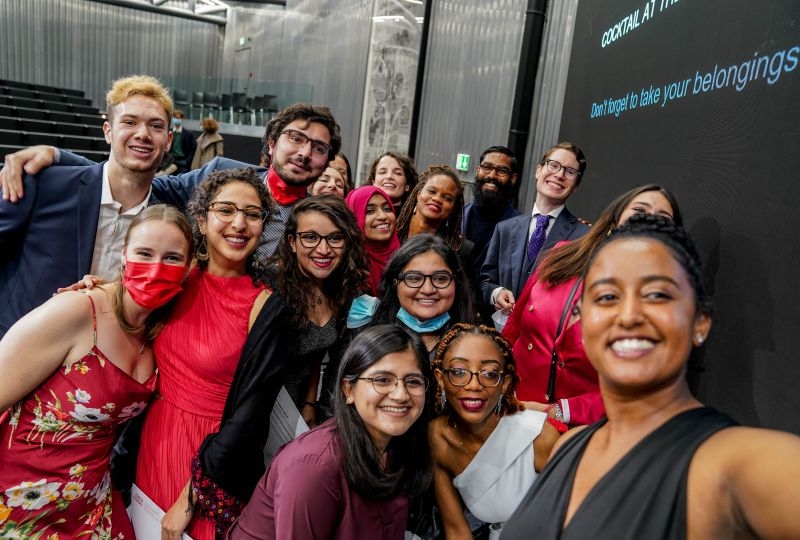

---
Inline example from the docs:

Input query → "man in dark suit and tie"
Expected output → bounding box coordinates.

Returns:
[0,75,174,338]
[480,141,590,313]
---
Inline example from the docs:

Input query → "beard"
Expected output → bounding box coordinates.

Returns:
[472,176,514,216]
[271,155,317,187]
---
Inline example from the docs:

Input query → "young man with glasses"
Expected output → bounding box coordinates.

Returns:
[0,103,341,260]
[480,142,590,315]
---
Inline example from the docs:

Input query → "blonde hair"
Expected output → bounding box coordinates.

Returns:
[106,75,173,123]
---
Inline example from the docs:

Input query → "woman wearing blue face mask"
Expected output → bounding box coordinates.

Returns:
[0,205,192,538]
[348,234,476,356]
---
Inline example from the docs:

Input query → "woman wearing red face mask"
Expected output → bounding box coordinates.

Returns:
[0,204,193,539]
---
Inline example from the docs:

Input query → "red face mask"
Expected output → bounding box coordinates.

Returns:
[122,260,186,310]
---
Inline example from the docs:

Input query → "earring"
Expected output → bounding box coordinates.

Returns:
[495,395,504,415]
[439,387,446,411]
[197,237,209,261]
[695,334,705,345]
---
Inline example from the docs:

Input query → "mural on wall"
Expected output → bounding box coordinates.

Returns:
[356,0,425,185]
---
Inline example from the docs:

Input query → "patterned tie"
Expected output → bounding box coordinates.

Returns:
[527,213,552,264]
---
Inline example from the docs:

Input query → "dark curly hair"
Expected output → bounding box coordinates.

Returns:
[584,213,710,316]
[186,167,274,286]
[270,195,369,330]
[261,103,342,166]
[396,164,465,251]
[432,323,523,416]
[372,233,475,326]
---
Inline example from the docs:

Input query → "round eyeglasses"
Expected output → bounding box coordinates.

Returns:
[208,202,267,223]
[281,128,331,157]
[295,231,346,249]
[357,374,429,396]
[543,159,581,181]
[396,271,454,289]
[477,162,513,178]
[442,367,505,387]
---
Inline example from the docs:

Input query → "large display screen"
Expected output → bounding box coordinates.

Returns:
[560,0,800,432]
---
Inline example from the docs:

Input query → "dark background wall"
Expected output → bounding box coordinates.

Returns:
[560,0,800,433]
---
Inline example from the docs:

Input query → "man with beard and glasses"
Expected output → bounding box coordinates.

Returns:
[0,103,341,260]
[462,146,520,275]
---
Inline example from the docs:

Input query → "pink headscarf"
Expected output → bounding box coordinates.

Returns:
[346,186,401,295]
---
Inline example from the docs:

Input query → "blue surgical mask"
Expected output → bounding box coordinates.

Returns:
[172,118,181,128]
[396,307,450,334]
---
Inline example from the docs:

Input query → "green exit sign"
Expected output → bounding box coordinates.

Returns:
[455,153,470,172]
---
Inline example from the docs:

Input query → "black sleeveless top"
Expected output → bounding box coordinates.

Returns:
[501,407,737,540]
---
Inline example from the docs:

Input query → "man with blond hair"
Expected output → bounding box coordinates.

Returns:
[0,74,173,337]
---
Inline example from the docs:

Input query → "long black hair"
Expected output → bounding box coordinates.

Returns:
[372,233,476,326]
[333,324,433,499]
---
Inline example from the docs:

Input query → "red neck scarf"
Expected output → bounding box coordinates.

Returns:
[267,167,307,206]
[345,186,401,295]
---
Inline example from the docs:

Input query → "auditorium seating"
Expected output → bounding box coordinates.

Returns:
[0,79,107,163]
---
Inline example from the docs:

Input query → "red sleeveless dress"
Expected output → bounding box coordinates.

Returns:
[135,267,264,540]
[0,295,156,538]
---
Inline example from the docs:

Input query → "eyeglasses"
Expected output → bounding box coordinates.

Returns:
[296,231,347,248]
[543,159,581,181]
[396,271,454,289]
[477,163,513,178]
[281,129,331,157]
[442,367,505,387]
[357,374,429,396]
[208,202,267,223]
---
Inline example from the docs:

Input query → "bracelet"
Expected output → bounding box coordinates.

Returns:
[547,402,565,423]
[303,401,316,409]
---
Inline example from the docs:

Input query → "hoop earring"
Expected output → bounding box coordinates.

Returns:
[197,237,209,261]
[495,395,504,415]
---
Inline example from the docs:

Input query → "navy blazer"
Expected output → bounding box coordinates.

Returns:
[0,163,106,337]
[479,208,589,304]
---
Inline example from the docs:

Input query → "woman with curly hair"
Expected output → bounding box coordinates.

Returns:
[269,195,369,425]
[396,164,466,253]
[429,323,559,539]
[135,167,275,540]
[367,151,419,212]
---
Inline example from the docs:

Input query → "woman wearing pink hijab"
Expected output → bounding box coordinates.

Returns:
[345,186,401,296]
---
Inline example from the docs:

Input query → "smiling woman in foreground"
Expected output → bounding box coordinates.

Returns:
[501,214,800,540]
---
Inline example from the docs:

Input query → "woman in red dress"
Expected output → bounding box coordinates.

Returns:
[0,205,192,538]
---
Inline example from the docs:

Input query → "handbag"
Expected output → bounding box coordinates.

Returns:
[545,278,582,403]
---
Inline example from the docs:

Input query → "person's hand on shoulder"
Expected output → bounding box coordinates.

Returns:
[1,145,58,202]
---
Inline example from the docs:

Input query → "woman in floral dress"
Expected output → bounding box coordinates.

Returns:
[0,205,193,538]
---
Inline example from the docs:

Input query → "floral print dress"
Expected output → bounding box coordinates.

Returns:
[0,296,156,539]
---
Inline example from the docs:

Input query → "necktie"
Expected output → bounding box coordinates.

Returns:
[527,213,552,264]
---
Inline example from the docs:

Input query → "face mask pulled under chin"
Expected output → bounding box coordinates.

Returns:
[122,260,186,310]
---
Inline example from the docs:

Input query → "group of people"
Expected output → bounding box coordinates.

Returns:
[0,74,798,540]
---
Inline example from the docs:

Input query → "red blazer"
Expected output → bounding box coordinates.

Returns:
[503,273,605,425]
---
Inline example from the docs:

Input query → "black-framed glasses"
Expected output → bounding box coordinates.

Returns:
[442,367,505,387]
[280,129,331,157]
[396,271,454,289]
[477,162,513,178]
[208,202,267,223]
[543,159,581,181]
[357,374,429,396]
[296,231,346,249]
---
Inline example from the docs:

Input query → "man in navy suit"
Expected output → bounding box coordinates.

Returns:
[0,75,174,337]
[480,142,590,313]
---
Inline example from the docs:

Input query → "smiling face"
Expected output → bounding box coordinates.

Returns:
[196,181,264,276]
[288,210,345,286]
[618,190,675,226]
[363,193,396,242]
[268,119,332,187]
[373,155,408,204]
[436,334,510,428]
[104,94,172,175]
[534,148,580,209]
[395,250,455,321]
[309,167,346,198]
[581,238,711,396]
[342,347,426,452]
[416,174,459,226]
